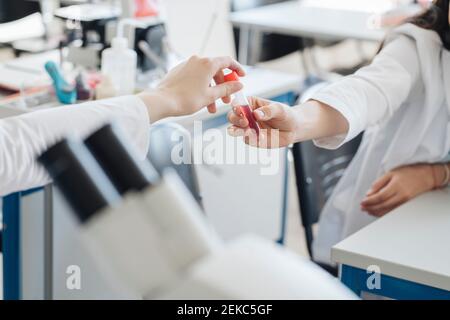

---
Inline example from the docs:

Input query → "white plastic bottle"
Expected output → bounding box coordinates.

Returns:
[101,37,137,96]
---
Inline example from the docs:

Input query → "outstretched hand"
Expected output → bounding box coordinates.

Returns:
[227,96,299,148]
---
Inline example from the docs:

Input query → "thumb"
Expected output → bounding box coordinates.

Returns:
[253,104,285,121]
[209,81,243,101]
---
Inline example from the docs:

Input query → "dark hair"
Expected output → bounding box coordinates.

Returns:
[410,0,450,50]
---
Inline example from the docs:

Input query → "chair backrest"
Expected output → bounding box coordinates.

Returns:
[147,123,203,208]
[292,136,362,225]
[292,81,362,258]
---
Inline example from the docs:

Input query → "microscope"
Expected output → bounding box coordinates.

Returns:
[38,123,356,299]
[55,1,167,71]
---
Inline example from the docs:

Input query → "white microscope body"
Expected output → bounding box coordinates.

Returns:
[39,124,356,300]
[79,171,354,300]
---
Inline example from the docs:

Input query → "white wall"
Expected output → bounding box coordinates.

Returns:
[162,0,236,58]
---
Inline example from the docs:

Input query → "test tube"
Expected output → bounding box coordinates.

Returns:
[224,70,260,136]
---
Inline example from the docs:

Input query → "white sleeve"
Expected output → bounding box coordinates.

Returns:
[0,95,150,196]
[310,34,420,149]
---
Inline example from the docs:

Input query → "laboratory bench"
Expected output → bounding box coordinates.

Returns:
[333,188,450,300]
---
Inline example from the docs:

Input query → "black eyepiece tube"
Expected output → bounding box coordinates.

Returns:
[38,138,121,223]
[84,123,158,195]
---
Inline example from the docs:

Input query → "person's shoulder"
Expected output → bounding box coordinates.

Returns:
[387,23,442,47]
[385,23,444,88]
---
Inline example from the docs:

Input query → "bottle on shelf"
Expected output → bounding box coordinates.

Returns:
[101,37,137,96]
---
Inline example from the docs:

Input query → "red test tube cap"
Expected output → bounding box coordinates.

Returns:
[224,71,239,82]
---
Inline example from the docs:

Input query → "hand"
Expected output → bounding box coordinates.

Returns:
[360,164,438,217]
[139,56,245,122]
[227,96,299,148]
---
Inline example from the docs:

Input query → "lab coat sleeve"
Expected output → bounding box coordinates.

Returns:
[0,95,150,196]
[310,33,421,149]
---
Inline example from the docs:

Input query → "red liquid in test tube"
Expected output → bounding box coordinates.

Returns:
[237,104,260,135]
[224,71,260,136]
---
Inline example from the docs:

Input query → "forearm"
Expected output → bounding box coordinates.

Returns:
[291,100,350,143]
[430,162,450,189]
[137,89,178,123]
[0,95,150,196]
[361,162,449,217]
[398,162,450,194]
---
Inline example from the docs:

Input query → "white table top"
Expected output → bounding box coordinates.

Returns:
[230,1,387,42]
[0,50,300,121]
[332,188,450,291]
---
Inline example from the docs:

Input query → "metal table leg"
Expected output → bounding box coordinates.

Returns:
[44,185,53,300]
[238,25,251,65]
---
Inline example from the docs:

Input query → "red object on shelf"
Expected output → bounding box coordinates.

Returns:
[135,0,159,18]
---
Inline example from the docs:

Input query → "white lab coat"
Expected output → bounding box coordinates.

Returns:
[310,24,450,265]
[0,95,150,196]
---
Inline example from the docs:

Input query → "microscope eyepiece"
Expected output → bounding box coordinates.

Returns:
[38,138,121,223]
[84,123,158,195]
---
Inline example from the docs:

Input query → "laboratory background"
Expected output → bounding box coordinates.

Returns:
[0,0,449,303]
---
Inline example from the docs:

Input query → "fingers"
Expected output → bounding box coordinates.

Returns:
[228,107,248,128]
[253,103,287,122]
[228,99,286,126]
[207,82,218,113]
[227,126,264,146]
[213,72,230,103]
[228,125,253,138]
[226,96,290,149]
[366,172,393,196]
[363,195,402,217]
[227,126,276,149]
[361,190,396,212]
[361,174,402,217]
[209,82,243,104]
[210,56,246,77]
[189,55,245,77]
[207,102,217,114]
[247,96,273,110]
[360,181,396,207]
